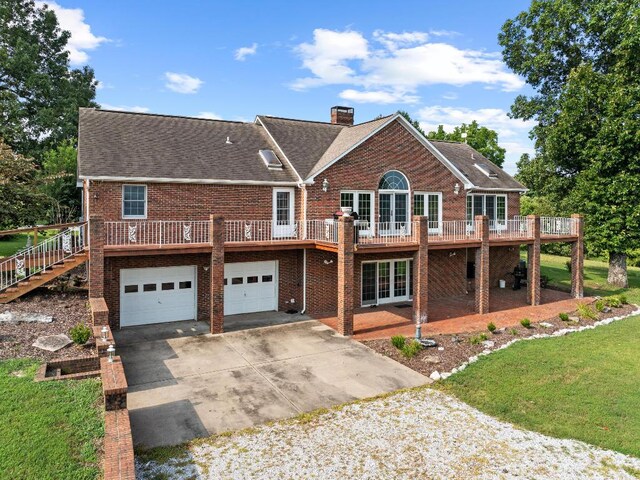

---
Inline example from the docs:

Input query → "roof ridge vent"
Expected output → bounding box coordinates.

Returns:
[259,149,283,170]
[474,163,499,179]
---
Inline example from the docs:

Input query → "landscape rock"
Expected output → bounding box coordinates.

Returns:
[422,355,440,364]
[540,322,554,328]
[0,312,53,324]
[32,334,72,352]
[481,340,495,348]
[429,371,441,381]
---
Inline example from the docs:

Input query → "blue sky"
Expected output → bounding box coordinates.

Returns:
[44,0,537,174]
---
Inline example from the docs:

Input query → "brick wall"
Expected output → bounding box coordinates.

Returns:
[306,249,338,314]
[428,249,468,299]
[489,246,521,288]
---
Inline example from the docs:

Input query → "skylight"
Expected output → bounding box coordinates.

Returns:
[474,163,498,179]
[259,149,283,169]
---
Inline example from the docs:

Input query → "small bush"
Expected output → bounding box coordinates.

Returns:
[391,335,406,350]
[595,299,606,312]
[401,339,422,358]
[509,328,518,336]
[520,318,532,329]
[69,323,91,345]
[559,312,570,322]
[618,294,628,305]
[487,322,497,333]
[576,302,598,321]
[605,296,622,308]
[470,333,489,345]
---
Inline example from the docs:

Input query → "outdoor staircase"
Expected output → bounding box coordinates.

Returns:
[0,223,88,304]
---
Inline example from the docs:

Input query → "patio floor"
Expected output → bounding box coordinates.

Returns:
[317,288,589,340]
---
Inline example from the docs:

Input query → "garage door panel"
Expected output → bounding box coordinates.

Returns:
[224,261,277,316]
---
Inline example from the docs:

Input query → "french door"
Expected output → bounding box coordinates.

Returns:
[362,259,413,306]
[272,188,295,238]
[379,192,409,235]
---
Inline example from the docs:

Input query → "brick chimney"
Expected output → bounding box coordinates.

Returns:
[331,106,354,125]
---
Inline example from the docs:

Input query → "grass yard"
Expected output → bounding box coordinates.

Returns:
[0,359,103,480]
[0,233,31,258]
[440,315,640,458]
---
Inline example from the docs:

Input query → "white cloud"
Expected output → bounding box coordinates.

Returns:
[290,29,524,103]
[339,89,418,104]
[442,92,458,100]
[164,72,203,94]
[100,104,149,113]
[36,1,108,64]
[196,111,222,120]
[234,43,258,61]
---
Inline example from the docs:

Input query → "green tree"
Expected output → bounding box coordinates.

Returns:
[499,0,640,287]
[0,0,98,162]
[40,139,80,223]
[0,139,48,229]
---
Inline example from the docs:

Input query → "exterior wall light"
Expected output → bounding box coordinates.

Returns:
[107,344,115,363]
[322,178,329,192]
[101,326,108,341]
[454,183,460,195]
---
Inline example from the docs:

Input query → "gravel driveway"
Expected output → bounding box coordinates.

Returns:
[137,387,640,480]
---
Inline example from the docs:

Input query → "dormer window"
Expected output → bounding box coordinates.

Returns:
[259,149,283,169]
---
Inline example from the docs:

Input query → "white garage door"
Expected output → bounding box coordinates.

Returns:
[120,266,197,327]
[224,261,277,315]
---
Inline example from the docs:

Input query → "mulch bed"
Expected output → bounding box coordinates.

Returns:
[0,289,95,361]
[363,300,637,378]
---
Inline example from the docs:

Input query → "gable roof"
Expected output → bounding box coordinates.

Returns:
[77,109,299,184]
[428,140,526,191]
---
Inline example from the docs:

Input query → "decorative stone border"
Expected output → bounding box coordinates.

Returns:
[429,306,640,381]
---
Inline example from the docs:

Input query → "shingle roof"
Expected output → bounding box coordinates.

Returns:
[77,109,299,183]
[256,116,344,179]
[429,140,526,191]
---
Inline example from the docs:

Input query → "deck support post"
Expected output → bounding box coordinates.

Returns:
[210,215,225,334]
[475,215,490,314]
[571,214,584,298]
[337,216,354,336]
[89,215,104,299]
[412,216,429,330]
[527,215,541,306]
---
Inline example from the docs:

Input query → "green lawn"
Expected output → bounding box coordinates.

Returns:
[0,233,31,258]
[532,253,640,304]
[0,359,104,480]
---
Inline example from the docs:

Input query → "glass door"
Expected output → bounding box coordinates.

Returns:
[378,193,409,236]
[361,259,413,306]
[272,188,295,238]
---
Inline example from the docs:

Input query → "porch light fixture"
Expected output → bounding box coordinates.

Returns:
[322,178,329,192]
[107,344,115,363]
[454,183,460,195]
[101,326,108,342]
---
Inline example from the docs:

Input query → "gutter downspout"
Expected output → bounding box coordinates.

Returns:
[301,248,307,314]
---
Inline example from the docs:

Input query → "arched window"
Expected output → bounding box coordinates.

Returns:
[378,170,409,191]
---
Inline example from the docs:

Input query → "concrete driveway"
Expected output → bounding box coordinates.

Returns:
[115,319,427,448]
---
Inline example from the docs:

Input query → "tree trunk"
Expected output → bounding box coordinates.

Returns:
[608,252,628,288]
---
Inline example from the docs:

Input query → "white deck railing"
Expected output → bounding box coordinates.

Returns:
[355,221,419,245]
[541,216,576,236]
[428,221,480,243]
[225,220,302,243]
[105,220,211,246]
[489,218,533,240]
[0,223,87,292]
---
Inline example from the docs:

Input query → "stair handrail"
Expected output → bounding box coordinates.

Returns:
[0,222,87,292]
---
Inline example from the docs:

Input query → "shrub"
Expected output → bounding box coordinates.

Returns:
[520,318,532,329]
[401,339,422,358]
[595,299,606,312]
[618,294,628,305]
[576,302,598,321]
[509,328,518,336]
[487,322,497,333]
[558,312,570,322]
[605,296,622,308]
[470,332,489,345]
[69,323,91,345]
[391,335,406,350]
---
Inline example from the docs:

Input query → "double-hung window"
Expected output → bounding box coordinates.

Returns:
[340,191,374,226]
[413,192,442,233]
[122,185,147,218]
[466,194,507,229]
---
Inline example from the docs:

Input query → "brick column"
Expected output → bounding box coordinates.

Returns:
[337,216,354,336]
[571,214,584,298]
[412,216,429,325]
[210,215,225,334]
[475,215,490,314]
[527,215,541,306]
[88,215,104,298]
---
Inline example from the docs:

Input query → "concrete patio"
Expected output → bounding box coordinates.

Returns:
[318,288,587,340]
[115,319,427,448]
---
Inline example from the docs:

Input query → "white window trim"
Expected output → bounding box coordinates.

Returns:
[272,187,295,238]
[122,184,147,219]
[466,193,508,230]
[414,191,443,233]
[361,258,414,307]
[340,190,375,235]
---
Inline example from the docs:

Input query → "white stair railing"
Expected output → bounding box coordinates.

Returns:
[0,223,87,292]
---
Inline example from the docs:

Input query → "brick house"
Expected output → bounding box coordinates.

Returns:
[78,106,584,335]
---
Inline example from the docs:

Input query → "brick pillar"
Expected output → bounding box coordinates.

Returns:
[210,215,225,334]
[337,216,354,336]
[475,215,490,314]
[527,215,541,306]
[571,214,584,298]
[413,216,429,325]
[89,215,104,298]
